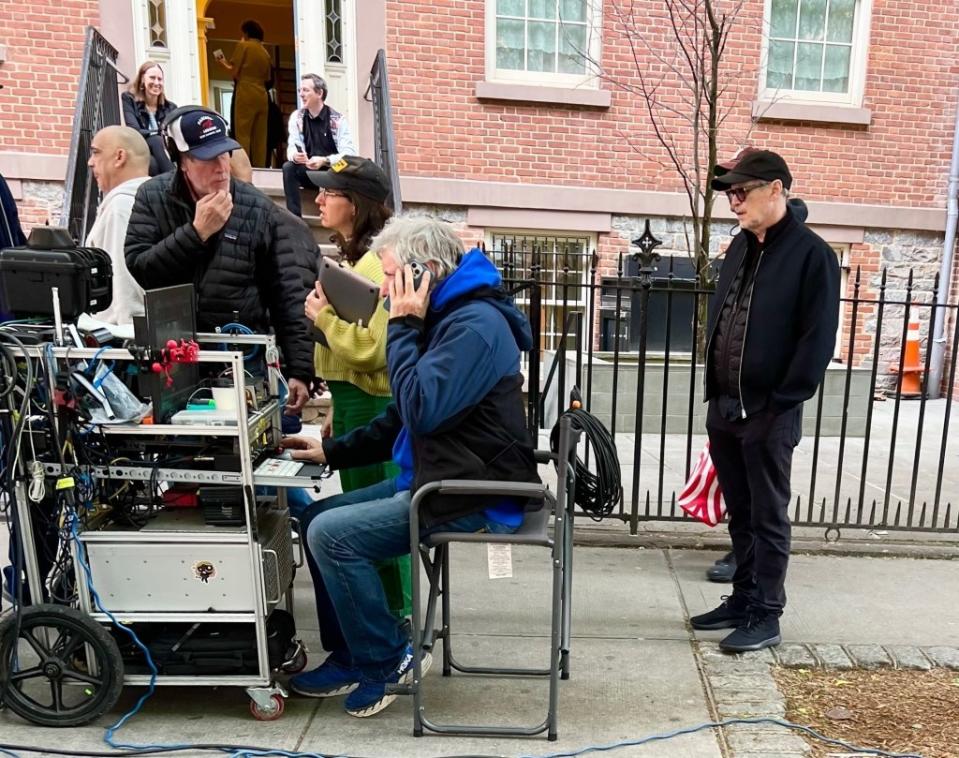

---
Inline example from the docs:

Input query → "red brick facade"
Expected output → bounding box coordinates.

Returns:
[386,1,959,205]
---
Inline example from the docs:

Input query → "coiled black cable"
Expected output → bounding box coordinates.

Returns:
[549,401,622,521]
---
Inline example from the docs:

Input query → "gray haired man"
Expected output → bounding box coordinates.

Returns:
[278,216,541,716]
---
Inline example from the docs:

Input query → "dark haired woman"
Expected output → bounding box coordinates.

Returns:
[121,61,177,175]
[293,157,412,623]
[216,20,271,166]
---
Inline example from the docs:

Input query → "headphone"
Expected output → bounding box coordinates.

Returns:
[160,105,223,164]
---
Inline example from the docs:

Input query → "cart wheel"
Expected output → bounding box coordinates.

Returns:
[0,604,124,727]
[281,648,307,674]
[249,694,285,721]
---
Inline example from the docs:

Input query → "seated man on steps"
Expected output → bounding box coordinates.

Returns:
[280,215,541,717]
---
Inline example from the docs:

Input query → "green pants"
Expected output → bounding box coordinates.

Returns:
[328,381,412,617]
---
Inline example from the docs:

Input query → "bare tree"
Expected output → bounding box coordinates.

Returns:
[582,0,755,353]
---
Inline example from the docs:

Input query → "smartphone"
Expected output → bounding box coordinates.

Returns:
[295,143,305,154]
[409,260,428,291]
[213,48,225,60]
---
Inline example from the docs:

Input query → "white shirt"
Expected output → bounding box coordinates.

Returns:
[85,176,149,325]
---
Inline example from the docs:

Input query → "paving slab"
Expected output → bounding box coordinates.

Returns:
[674,550,959,647]
[296,636,721,758]
[885,644,933,670]
[810,643,856,669]
[418,544,691,642]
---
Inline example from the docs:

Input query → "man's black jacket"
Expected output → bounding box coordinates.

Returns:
[705,205,841,416]
[124,171,316,382]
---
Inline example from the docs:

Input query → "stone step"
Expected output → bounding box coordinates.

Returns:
[252,167,335,250]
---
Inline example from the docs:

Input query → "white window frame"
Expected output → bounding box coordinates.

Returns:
[486,229,596,353]
[485,0,602,88]
[832,243,851,361]
[759,0,873,107]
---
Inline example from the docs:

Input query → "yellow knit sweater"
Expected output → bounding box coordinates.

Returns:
[312,250,392,397]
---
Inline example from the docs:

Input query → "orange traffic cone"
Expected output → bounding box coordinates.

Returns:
[890,316,923,397]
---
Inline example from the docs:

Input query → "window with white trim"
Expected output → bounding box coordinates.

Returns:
[487,0,601,87]
[760,0,872,105]
[832,243,851,361]
[487,231,595,352]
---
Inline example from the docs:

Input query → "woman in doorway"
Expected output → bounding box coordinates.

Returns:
[216,19,271,167]
[291,157,412,645]
[121,61,177,175]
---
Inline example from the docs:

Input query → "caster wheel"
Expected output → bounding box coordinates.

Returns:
[281,648,307,674]
[0,604,124,727]
[250,694,285,721]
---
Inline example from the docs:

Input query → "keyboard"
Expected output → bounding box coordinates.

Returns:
[254,458,305,478]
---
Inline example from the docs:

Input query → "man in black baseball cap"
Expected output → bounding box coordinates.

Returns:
[306,155,391,204]
[691,148,840,654]
[124,105,316,413]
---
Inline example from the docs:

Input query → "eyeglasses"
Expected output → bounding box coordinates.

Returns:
[318,189,349,200]
[724,182,769,204]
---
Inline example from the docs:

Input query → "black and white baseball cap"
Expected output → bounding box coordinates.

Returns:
[163,106,241,160]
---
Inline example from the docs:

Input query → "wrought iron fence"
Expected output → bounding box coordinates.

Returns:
[489,240,959,538]
[365,49,402,214]
[61,27,124,243]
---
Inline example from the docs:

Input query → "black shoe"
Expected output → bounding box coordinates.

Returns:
[690,594,750,631]
[719,612,782,653]
[706,551,737,583]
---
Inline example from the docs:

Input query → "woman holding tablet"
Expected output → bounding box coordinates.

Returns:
[297,156,411,620]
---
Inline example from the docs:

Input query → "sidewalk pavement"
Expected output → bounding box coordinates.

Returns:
[3,539,958,758]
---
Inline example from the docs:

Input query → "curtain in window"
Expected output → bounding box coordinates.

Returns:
[767,0,855,93]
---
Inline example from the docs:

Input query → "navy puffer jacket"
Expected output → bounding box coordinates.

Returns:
[124,171,316,382]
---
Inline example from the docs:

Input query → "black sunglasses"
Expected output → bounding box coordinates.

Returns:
[725,182,770,203]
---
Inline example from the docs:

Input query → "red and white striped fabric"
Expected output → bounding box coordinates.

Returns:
[678,442,726,526]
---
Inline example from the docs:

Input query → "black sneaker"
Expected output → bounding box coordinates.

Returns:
[719,612,781,653]
[706,550,737,583]
[690,594,750,630]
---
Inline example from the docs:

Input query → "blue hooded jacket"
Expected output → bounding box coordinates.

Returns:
[387,248,534,523]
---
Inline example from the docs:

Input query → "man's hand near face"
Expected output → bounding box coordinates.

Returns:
[388,265,432,320]
[193,190,233,242]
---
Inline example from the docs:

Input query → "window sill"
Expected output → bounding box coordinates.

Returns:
[752,99,872,126]
[475,80,611,109]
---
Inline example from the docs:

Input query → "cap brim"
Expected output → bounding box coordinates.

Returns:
[710,168,766,190]
[306,169,346,190]
[188,138,242,161]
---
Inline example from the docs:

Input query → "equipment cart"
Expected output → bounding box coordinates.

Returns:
[0,333,325,725]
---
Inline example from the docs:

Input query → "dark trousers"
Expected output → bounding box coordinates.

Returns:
[282,161,318,217]
[145,134,174,176]
[706,401,802,616]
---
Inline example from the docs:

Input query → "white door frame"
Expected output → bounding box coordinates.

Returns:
[294,0,358,129]
[132,0,202,105]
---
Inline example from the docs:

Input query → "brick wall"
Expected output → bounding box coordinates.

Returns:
[0,1,101,155]
[386,0,959,207]
[0,0,101,230]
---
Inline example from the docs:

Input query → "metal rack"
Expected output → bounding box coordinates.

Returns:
[3,333,324,722]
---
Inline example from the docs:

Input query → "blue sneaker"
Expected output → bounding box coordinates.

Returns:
[344,644,432,718]
[289,655,361,698]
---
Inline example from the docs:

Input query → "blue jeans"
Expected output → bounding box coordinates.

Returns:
[293,478,515,678]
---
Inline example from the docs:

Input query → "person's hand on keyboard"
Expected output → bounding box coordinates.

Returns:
[280,435,326,464]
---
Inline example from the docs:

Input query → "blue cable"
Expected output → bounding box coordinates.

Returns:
[68,515,197,753]
[519,716,923,758]
[218,322,259,361]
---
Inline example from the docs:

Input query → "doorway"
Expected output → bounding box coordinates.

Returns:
[201,0,296,167]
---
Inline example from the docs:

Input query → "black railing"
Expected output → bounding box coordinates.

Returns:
[488,245,959,538]
[61,27,124,243]
[365,49,402,214]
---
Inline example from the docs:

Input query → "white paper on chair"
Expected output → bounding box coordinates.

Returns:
[487,544,513,579]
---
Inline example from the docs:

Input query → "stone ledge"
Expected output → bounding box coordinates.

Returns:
[475,80,611,108]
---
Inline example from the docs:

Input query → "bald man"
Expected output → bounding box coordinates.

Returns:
[86,125,151,324]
